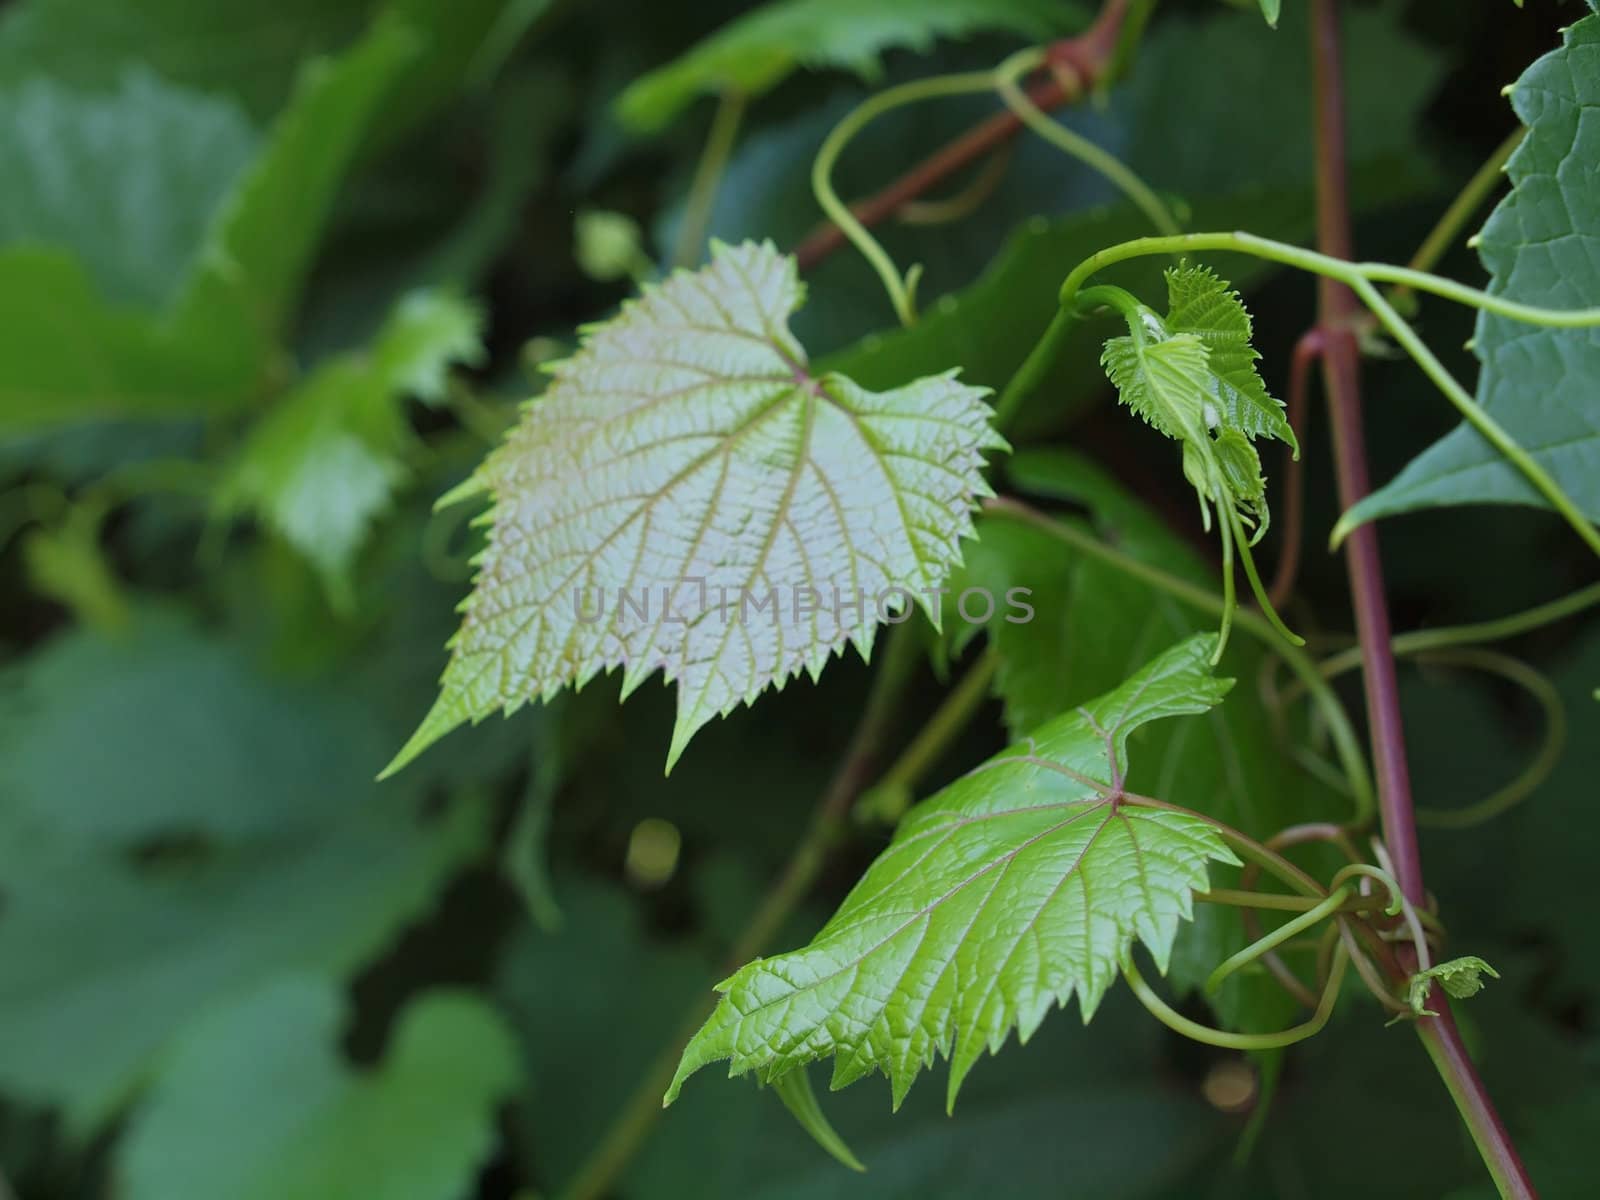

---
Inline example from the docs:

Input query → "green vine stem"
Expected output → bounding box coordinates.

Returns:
[1409,650,1565,831]
[672,89,746,269]
[1330,860,1433,973]
[897,143,1014,225]
[813,29,1175,327]
[855,646,998,824]
[811,65,1011,325]
[557,623,922,1200]
[1395,126,1524,301]
[1312,646,1566,831]
[992,47,1181,237]
[1325,580,1600,667]
[1053,229,1600,559]
[1123,942,1350,1051]
[1197,887,1383,913]
[985,495,1376,822]
[1204,886,1352,995]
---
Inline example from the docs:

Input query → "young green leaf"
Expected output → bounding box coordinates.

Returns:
[1342,12,1600,529]
[1257,0,1282,27]
[614,0,1075,132]
[1163,264,1298,453]
[386,239,1003,776]
[665,634,1240,1112]
[1094,265,1300,656]
[1405,956,1501,1018]
[117,978,518,1200]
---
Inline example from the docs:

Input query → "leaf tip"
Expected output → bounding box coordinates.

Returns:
[378,691,469,781]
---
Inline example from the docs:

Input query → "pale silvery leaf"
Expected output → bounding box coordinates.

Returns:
[386,240,1004,775]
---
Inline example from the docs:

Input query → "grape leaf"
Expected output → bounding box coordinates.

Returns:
[498,877,1226,1197]
[1164,264,1295,451]
[1258,0,1281,28]
[1099,265,1296,537]
[372,289,486,405]
[385,240,1003,776]
[1405,955,1500,1017]
[954,450,1345,1033]
[1341,13,1600,530]
[0,608,407,844]
[0,793,488,1131]
[0,68,258,310]
[0,19,416,432]
[614,0,1079,133]
[218,289,483,601]
[117,978,518,1200]
[0,0,372,120]
[665,634,1240,1111]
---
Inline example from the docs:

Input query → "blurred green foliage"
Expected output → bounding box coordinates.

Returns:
[0,1,1596,1198]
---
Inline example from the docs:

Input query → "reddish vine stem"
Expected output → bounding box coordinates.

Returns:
[1308,3,1533,1196]
[792,0,1129,271]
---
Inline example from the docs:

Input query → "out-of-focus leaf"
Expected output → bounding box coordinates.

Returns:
[20,504,128,631]
[0,20,416,432]
[0,69,258,309]
[615,0,1080,133]
[386,240,1002,777]
[175,18,418,359]
[667,636,1238,1111]
[0,0,372,120]
[1419,623,1600,1003]
[219,360,407,605]
[497,875,1225,1198]
[371,290,486,405]
[117,977,518,1200]
[379,0,555,140]
[495,876,714,1189]
[219,288,483,601]
[0,608,405,844]
[0,0,543,134]
[0,791,490,1131]
[296,68,569,362]
[1343,14,1600,530]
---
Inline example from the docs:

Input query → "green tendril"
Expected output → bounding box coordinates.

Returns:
[1124,943,1350,1051]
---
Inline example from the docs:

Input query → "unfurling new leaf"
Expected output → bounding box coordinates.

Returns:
[1094,264,1300,656]
[1099,263,1297,538]
[385,240,1004,777]
[1405,956,1501,1018]
[666,635,1240,1112]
